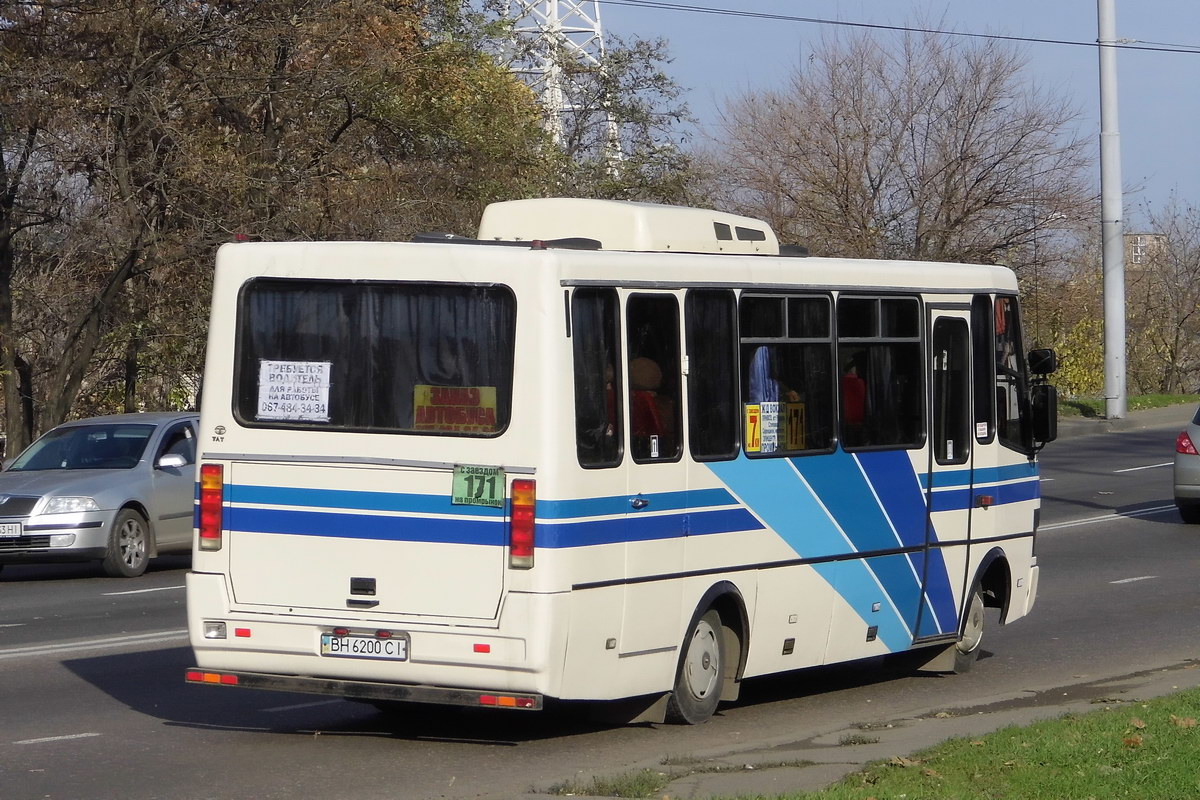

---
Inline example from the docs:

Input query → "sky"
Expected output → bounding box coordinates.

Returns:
[595,0,1200,227]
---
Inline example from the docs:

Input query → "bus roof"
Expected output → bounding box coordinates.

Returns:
[477,198,781,255]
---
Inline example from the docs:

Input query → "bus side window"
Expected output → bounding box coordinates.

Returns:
[572,288,622,468]
[685,290,739,461]
[836,296,924,449]
[739,294,835,456]
[971,295,996,443]
[994,296,1033,452]
[626,294,682,462]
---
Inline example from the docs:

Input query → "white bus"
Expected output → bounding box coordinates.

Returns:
[185,198,1057,724]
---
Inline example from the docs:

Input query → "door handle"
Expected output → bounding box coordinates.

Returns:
[630,497,650,510]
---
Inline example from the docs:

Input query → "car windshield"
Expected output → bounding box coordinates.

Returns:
[8,424,155,471]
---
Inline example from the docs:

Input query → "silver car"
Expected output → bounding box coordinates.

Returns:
[0,412,198,577]
[1174,406,1200,523]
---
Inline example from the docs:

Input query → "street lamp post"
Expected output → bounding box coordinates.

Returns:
[1098,0,1128,419]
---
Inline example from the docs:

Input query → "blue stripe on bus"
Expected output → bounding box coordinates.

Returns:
[928,478,1041,513]
[538,507,763,548]
[920,462,1039,489]
[228,483,739,522]
[218,454,1037,648]
[227,506,506,545]
[705,455,914,649]
[538,487,737,520]
[222,498,761,549]
[855,451,956,636]
[789,451,935,637]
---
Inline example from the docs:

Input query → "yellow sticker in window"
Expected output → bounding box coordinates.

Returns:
[414,385,498,433]
[745,404,761,453]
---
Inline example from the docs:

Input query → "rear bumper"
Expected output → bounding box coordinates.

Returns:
[185,667,542,710]
[186,570,567,700]
[1173,484,1200,504]
[1173,453,1200,502]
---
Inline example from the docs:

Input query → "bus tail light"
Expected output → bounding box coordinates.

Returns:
[198,463,225,551]
[479,694,537,708]
[509,479,535,569]
[186,670,239,686]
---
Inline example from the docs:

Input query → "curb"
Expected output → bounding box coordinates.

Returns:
[1056,403,1194,439]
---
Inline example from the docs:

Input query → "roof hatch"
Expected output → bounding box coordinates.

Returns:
[476,198,781,255]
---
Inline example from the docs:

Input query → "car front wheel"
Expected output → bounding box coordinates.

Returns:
[102,509,150,578]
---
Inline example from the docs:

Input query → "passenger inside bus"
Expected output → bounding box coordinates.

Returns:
[841,356,867,446]
[629,356,676,459]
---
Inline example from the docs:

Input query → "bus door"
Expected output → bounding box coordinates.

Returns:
[917,306,975,641]
[619,291,687,655]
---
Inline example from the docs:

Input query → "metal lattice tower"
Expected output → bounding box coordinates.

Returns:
[505,1,621,160]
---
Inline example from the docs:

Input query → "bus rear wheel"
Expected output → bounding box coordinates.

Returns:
[665,609,725,724]
[953,586,986,673]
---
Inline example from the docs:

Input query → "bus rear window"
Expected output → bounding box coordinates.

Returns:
[235,279,516,435]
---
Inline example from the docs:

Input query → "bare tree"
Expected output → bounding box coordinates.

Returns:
[1125,200,1200,394]
[711,28,1093,266]
[0,0,558,449]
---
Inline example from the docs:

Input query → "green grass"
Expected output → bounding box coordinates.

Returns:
[738,687,1200,800]
[838,733,881,746]
[544,691,1200,799]
[1059,394,1195,418]
[547,768,673,797]
[546,759,815,798]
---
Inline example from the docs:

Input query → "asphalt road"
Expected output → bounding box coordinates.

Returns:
[1,411,1197,800]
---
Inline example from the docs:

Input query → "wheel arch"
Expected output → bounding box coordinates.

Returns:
[119,501,157,558]
[969,546,1012,626]
[684,581,749,699]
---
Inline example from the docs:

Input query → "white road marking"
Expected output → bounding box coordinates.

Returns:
[263,699,343,714]
[0,623,26,628]
[1113,462,1173,473]
[101,585,186,597]
[1111,576,1158,584]
[1039,504,1177,532]
[0,629,187,661]
[15,732,101,745]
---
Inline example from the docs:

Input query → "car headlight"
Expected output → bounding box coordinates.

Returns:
[41,496,100,514]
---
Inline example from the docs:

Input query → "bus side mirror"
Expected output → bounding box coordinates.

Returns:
[1031,383,1058,446]
[1028,348,1057,376]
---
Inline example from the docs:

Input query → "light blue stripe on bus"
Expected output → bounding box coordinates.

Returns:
[792,450,947,638]
[230,484,738,522]
[228,484,505,517]
[538,488,737,520]
[707,455,913,651]
[538,507,764,548]
[919,462,1038,489]
[854,451,956,637]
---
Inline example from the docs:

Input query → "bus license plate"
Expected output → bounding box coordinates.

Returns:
[0,522,22,538]
[320,634,408,661]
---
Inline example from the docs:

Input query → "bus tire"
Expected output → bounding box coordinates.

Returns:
[665,609,725,724]
[102,509,150,578]
[953,586,986,673]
